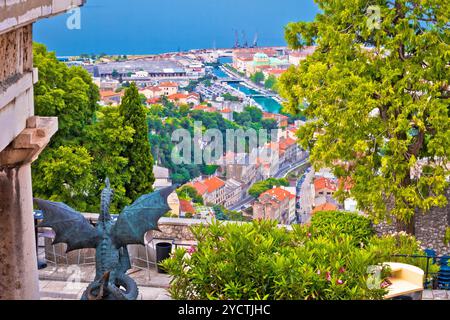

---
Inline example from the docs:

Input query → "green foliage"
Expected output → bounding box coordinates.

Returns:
[147,101,277,185]
[33,43,99,146]
[177,186,204,205]
[264,75,278,90]
[32,146,95,212]
[162,220,431,300]
[222,93,240,102]
[119,83,155,202]
[32,43,153,213]
[248,178,290,198]
[310,211,374,246]
[250,71,265,84]
[85,106,135,211]
[279,1,450,225]
[213,205,244,222]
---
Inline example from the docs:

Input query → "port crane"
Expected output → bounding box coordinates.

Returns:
[242,30,249,48]
[251,32,258,48]
[234,30,240,49]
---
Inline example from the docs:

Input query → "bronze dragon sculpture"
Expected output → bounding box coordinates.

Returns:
[34,179,175,300]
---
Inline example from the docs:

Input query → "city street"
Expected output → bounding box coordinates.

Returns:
[298,167,315,224]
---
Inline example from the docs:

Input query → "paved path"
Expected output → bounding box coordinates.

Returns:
[422,290,449,300]
[298,168,315,223]
[39,280,171,300]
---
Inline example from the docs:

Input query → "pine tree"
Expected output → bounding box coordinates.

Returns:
[119,83,155,201]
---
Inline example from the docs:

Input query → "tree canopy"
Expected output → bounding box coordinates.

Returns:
[249,178,290,198]
[119,83,155,202]
[32,43,153,212]
[279,0,450,229]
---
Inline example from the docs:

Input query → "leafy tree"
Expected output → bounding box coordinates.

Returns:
[32,146,95,212]
[33,43,99,146]
[264,75,278,90]
[250,71,265,84]
[139,93,148,105]
[249,178,290,198]
[112,69,119,78]
[119,83,155,201]
[222,93,240,102]
[177,185,204,205]
[85,106,135,212]
[279,0,450,232]
[213,205,244,221]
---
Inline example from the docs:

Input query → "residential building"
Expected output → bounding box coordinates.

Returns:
[223,178,244,209]
[168,92,199,105]
[278,137,300,164]
[158,81,179,96]
[253,187,296,225]
[219,152,261,189]
[263,112,289,127]
[93,77,120,91]
[187,176,226,206]
[99,90,123,106]
[139,86,163,99]
[220,108,233,121]
[313,177,337,198]
[288,46,316,66]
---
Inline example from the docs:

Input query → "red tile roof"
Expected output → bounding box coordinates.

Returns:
[202,177,225,193]
[314,177,337,192]
[168,93,188,100]
[159,81,179,87]
[100,90,121,98]
[312,203,338,214]
[180,199,195,214]
[187,177,225,195]
[267,69,286,75]
[279,137,297,150]
[147,97,161,104]
[260,187,295,202]
[187,181,208,196]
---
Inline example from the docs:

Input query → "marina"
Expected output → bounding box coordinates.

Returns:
[213,58,283,114]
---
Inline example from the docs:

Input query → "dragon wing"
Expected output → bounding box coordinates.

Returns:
[112,186,176,248]
[34,199,101,252]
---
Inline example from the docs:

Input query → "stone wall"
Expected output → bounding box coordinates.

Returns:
[414,189,450,255]
[374,189,450,255]
[0,25,32,84]
[151,218,203,242]
[43,217,208,265]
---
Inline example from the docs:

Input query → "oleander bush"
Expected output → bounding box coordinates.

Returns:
[310,211,374,246]
[161,219,429,300]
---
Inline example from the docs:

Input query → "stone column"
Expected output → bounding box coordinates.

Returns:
[0,116,58,300]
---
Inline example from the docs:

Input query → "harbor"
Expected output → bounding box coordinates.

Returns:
[213,57,283,114]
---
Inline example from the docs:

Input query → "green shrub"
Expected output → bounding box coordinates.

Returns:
[161,220,396,300]
[368,232,440,275]
[310,211,374,246]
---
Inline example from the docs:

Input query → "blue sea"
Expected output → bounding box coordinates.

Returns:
[34,0,318,56]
